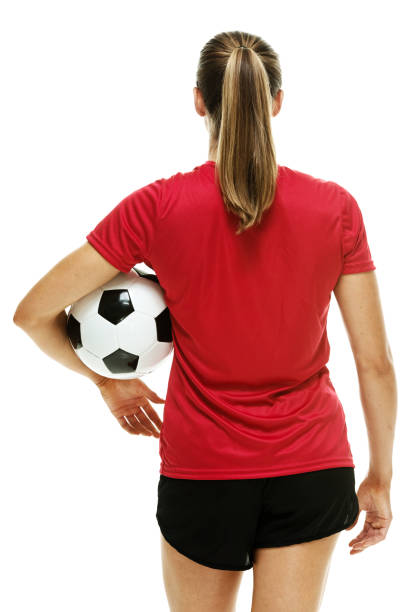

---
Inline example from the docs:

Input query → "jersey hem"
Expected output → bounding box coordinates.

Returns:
[159,458,356,480]
[341,261,376,275]
[86,233,133,273]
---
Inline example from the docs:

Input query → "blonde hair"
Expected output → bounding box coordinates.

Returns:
[196,30,282,234]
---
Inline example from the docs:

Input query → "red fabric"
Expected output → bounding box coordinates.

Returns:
[86,161,376,480]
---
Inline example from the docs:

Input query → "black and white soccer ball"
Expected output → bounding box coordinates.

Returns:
[66,267,173,379]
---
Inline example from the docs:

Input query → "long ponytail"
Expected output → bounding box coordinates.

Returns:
[196,31,282,234]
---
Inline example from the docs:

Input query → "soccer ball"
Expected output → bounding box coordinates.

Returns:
[66,267,173,379]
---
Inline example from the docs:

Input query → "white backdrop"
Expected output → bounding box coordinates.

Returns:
[2,1,409,610]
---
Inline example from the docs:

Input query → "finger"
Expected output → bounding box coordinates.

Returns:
[350,540,372,553]
[127,414,153,436]
[351,539,370,549]
[150,393,166,403]
[120,415,150,436]
[138,381,166,404]
[349,523,383,546]
[349,533,364,544]
[351,541,373,553]
[139,402,163,431]
[137,399,163,432]
[349,526,370,545]
[351,533,385,550]
[349,541,378,554]
[117,416,142,435]
[134,408,161,437]
[349,534,364,545]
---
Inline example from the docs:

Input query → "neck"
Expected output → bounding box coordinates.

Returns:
[208,140,217,162]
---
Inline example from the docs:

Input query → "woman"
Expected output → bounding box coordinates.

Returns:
[14,30,396,612]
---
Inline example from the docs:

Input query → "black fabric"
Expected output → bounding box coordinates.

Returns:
[156,467,359,571]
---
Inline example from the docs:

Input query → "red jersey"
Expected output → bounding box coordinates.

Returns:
[86,160,376,480]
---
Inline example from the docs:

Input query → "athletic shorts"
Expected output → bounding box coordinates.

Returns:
[156,467,359,571]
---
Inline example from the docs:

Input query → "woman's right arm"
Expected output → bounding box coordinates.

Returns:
[333,270,396,553]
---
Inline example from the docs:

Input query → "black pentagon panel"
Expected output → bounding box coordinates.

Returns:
[98,289,134,324]
[67,314,82,349]
[103,348,140,374]
[155,307,173,342]
[133,267,160,285]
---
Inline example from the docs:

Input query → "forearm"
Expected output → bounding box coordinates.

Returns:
[356,362,397,484]
[14,310,109,386]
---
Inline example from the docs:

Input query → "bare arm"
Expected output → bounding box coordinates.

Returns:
[13,241,164,437]
[333,270,397,485]
[12,242,123,385]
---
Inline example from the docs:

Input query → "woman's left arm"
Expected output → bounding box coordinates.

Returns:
[13,241,128,387]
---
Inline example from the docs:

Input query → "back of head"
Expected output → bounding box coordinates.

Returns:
[196,30,283,234]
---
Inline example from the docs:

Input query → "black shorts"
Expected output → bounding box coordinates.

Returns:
[156,467,359,571]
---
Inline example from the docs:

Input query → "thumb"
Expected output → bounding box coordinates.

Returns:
[138,381,165,403]
[147,389,166,403]
[151,394,166,403]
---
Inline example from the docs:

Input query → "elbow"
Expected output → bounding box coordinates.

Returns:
[355,355,394,375]
[13,310,27,328]
[13,304,60,328]
[13,306,35,328]
[354,339,394,375]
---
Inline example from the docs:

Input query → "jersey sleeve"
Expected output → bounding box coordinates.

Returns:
[85,178,165,273]
[341,189,376,274]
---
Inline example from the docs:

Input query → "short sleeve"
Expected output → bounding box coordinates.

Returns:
[86,178,165,273]
[341,189,376,274]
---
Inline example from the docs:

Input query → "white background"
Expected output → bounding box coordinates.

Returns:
[2,0,410,610]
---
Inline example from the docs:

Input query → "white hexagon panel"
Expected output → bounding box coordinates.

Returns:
[81,314,119,358]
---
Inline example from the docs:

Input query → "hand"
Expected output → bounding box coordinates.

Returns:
[346,475,393,555]
[95,376,165,437]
